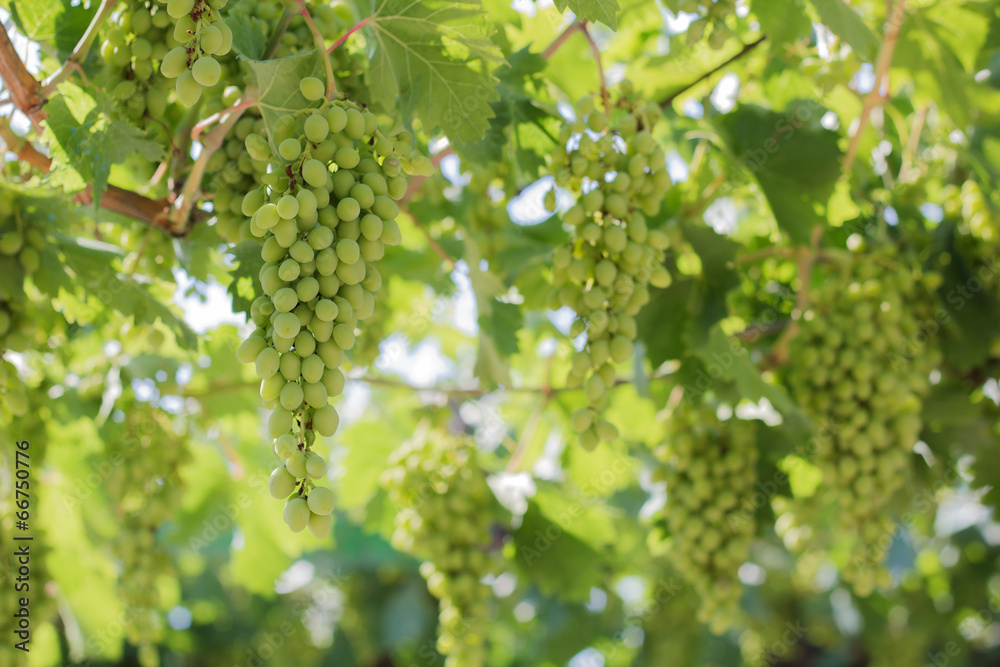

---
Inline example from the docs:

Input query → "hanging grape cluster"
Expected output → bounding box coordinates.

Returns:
[235,78,411,536]
[380,432,498,667]
[548,83,672,449]
[680,0,738,49]
[0,191,47,418]
[100,404,191,667]
[100,2,176,120]
[785,245,939,595]
[159,0,233,105]
[652,400,758,633]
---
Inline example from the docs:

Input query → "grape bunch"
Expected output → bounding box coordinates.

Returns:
[235,79,410,535]
[0,192,47,418]
[678,0,738,49]
[785,245,939,595]
[380,432,498,667]
[652,399,758,633]
[206,113,270,242]
[547,84,672,449]
[101,403,191,667]
[159,0,233,105]
[99,2,175,120]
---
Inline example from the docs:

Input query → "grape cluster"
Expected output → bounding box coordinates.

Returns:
[0,192,46,418]
[235,80,410,535]
[652,400,758,633]
[159,0,233,105]
[679,0,738,49]
[785,246,939,595]
[206,113,269,242]
[548,85,672,449]
[100,2,175,120]
[380,433,498,667]
[101,404,191,667]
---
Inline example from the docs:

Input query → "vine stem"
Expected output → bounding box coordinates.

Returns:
[542,19,583,59]
[191,98,260,142]
[328,16,371,53]
[769,225,824,365]
[842,0,906,173]
[40,0,116,97]
[659,35,767,109]
[297,1,337,97]
[578,21,610,116]
[0,28,44,131]
[170,87,258,234]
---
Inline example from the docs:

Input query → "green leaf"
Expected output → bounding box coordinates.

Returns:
[552,0,619,30]
[714,101,842,245]
[225,240,266,315]
[42,83,163,207]
[807,0,879,59]
[479,299,523,357]
[225,12,267,60]
[245,52,325,145]
[10,0,96,58]
[751,0,810,49]
[362,0,504,144]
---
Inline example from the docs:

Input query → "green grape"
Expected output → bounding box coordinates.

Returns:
[307,486,335,514]
[304,114,330,143]
[547,85,671,447]
[278,138,302,161]
[299,76,325,101]
[201,24,223,54]
[191,56,220,86]
[175,69,202,105]
[166,0,195,19]
[784,245,940,595]
[652,400,757,633]
[313,404,339,436]
[303,159,329,187]
[308,512,332,538]
[269,467,298,498]
[283,497,310,532]
[380,432,500,667]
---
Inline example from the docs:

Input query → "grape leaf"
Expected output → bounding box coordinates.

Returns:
[42,83,164,208]
[224,11,267,60]
[10,0,96,58]
[807,0,879,59]
[714,101,842,245]
[245,52,325,147]
[751,0,810,49]
[361,0,504,144]
[553,0,619,30]
[225,240,265,315]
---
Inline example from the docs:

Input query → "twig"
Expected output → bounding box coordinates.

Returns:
[40,0,116,96]
[578,21,610,116]
[298,1,337,97]
[0,28,44,131]
[659,36,767,109]
[542,20,583,59]
[769,225,823,365]
[170,88,257,234]
[842,0,906,173]
[328,16,372,53]
[506,356,554,472]
[191,98,258,143]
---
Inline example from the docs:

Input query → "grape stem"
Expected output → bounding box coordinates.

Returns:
[578,22,611,117]
[769,225,824,366]
[297,1,337,97]
[542,19,584,59]
[170,87,258,235]
[842,0,906,173]
[40,0,116,97]
[328,16,372,53]
[658,35,767,110]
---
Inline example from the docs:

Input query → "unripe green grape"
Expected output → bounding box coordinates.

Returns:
[192,56,220,86]
[335,146,361,169]
[274,312,302,339]
[304,114,329,143]
[167,0,195,19]
[372,196,398,221]
[268,408,295,437]
[308,512,332,538]
[272,287,298,313]
[302,159,328,187]
[301,355,326,384]
[279,382,304,411]
[238,334,267,363]
[284,497,310,532]
[160,46,188,78]
[274,433,299,459]
[296,276,320,302]
[255,347,280,379]
[270,467,297,498]
[279,352,302,381]
[278,258,300,282]
[313,404,340,436]
[299,76,325,101]
[326,105,347,133]
[305,454,328,479]
[344,107,366,139]
[278,138,302,161]
[307,486,335,514]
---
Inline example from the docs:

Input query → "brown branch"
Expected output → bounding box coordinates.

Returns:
[0,28,44,131]
[170,88,257,234]
[842,0,906,173]
[542,20,584,59]
[660,36,767,109]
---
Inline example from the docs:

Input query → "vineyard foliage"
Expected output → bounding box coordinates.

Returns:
[1,0,1000,665]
